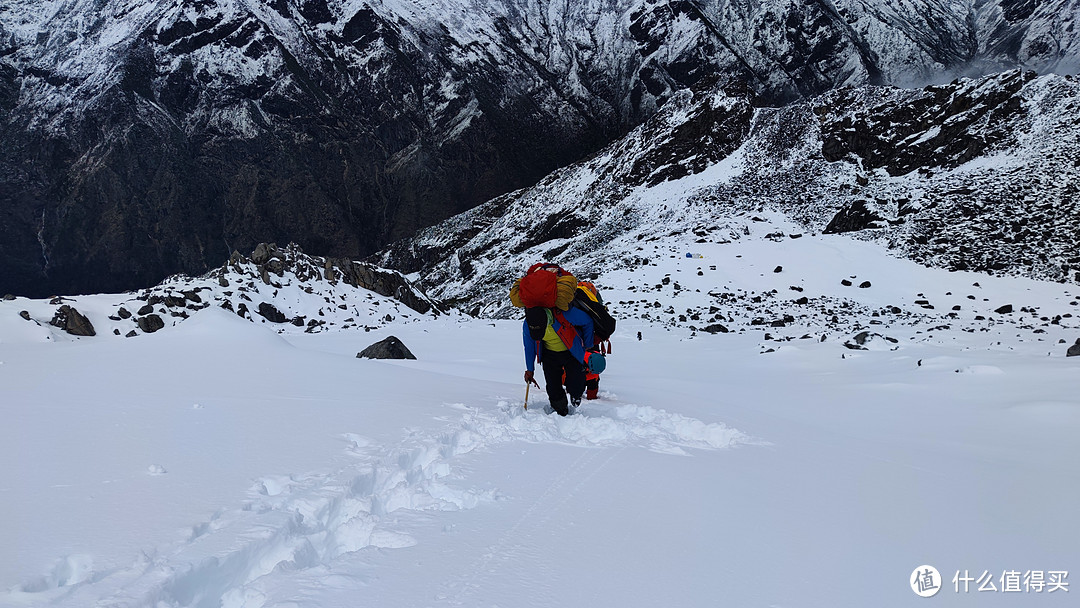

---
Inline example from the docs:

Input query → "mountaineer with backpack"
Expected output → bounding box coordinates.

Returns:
[511,264,596,415]
[523,306,594,416]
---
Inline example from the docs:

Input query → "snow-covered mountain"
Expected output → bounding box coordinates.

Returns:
[2,0,1078,298]
[375,69,1080,322]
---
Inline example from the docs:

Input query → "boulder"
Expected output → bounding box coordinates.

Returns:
[257,302,288,323]
[50,305,96,336]
[2,294,15,301]
[357,336,416,360]
[844,331,899,350]
[137,314,165,333]
[994,304,1014,314]
[822,200,885,234]
[252,242,280,265]
[1067,339,1080,357]
[266,258,285,276]
[19,310,30,320]
[117,307,132,319]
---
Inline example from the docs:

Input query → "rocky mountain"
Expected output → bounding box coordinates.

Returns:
[2,0,1077,298]
[373,69,1080,318]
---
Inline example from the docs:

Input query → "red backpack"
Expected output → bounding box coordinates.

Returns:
[510,263,577,310]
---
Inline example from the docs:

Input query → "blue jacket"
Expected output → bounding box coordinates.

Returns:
[523,307,594,372]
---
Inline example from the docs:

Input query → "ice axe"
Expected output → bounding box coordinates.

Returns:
[524,382,531,411]
[523,375,540,410]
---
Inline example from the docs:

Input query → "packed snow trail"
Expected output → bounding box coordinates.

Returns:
[4,394,748,607]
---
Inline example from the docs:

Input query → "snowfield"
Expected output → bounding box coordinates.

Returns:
[2,225,1080,607]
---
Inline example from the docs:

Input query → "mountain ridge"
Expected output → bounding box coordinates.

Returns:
[1,0,1078,297]
[373,69,1080,318]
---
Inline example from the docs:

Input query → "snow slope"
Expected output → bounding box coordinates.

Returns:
[3,222,1079,606]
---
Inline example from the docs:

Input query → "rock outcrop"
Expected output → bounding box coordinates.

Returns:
[1067,339,1080,357]
[49,305,95,336]
[357,336,416,360]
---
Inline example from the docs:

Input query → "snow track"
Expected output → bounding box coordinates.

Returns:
[7,398,748,607]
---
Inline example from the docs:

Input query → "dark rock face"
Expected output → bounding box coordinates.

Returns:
[49,305,95,336]
[823,200,886,234]
[357,336,416,360]
[626,78,756,187]
[820,71,1035,176]
[2,1,1077,297]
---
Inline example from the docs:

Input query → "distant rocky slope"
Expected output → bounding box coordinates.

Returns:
[2,0,1078,297]
[374,70,1080,317]
[5,242,441,340]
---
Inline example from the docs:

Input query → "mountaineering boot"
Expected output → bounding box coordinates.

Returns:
[586,388,598,400]
[551,399,569,417]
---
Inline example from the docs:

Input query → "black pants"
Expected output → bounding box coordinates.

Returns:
[541,349,585,411]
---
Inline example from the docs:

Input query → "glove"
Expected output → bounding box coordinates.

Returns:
[522,369,540,388]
